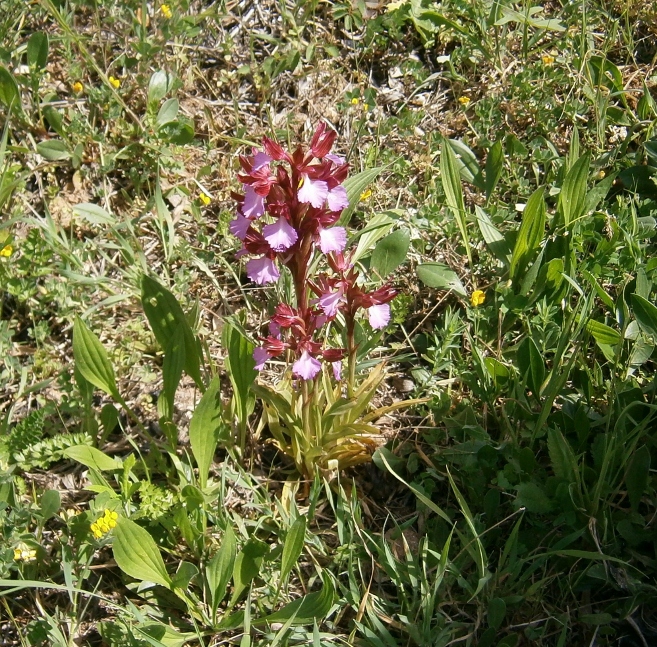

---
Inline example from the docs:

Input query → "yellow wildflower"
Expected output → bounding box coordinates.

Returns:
[13,544,37,562]
[359,189,372,201]
[91,509,119,539]
[350,97,360,105]
[160,4,172,19]
[471,290,485,307]
[363,103,369,111]
[0,244,13,257]
[72,81,83,93]
[199,192,211,206]
[108,76,121,89]
[597,170,606,179]
[458,96,471,107]
[542,54,555,66]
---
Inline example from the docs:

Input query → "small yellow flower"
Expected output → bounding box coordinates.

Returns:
[363,103,369,111]
[90,509,119,539]
[350,97,360,106]
[72,81,83,93]
[13,544,37,562]
[597,170,606,179]
[0,244,13,257]
[458,96,471,107]
[359,189,372,201]
[160,4,172,19]
[471,290,485,307]
[199,192,211,206]
[542,54,555,66]
[108,76,121,89]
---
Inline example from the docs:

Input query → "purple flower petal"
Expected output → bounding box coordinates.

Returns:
[269,321,281,338]
[229,213,252,240]
[318,227,347,254]
[293,350,322,381]
[368,304,390,330]
[246,256,280,285]
[253,347,269,370]
[298,176,329,208]
[332,361,342,381]
[242,185,266,218]
[318,288,345,317]
[252,151,272,171]
[327,185,349,212]
[262,217,298,252]
[326,153,346,166]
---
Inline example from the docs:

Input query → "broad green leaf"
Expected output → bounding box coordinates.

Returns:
[586,319,621,346]
[448,139,484,189]
[189,376,226,488]
[73,202,114,225]
[339,166,384,226]
[484,140,504,201]
[510,187,546,281]
[159,118,195,145]
[488,597,506,631]
[370,228,410,278]
[40,490,61,520]
[72,317,120,399]
[441,138,471,265]
[559,153,590,228]
[565,128,580,174]
[36,140,71,161]
[230,538,269,606]
[474,205,510,265]
[350,211,395,263]
[584,172,615,216]
[27,32,49,71]
[141,275,204,389]
[630,294,657,340]
[223,322,257,435]
[547,428,579,484]
[158,325,186,422]
[136,622,196,647]
[280,516,306,586]
[514,482,552,514]
[207,524,237,620]
[171,562,198,590]
[148,70,173,106]
[113,517,172,589]
[63,445,121,471]
[156,98,179,127]
[0,65,21,113]
[626,445,650,512]
[416,263,466,296]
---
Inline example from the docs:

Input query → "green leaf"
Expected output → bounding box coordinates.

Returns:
[159,119,195,145]
[112,517,172,589]
[586,319,621,346]
[73,202,114,225]
[514,482,552,514]
[27,32,49,71]
[416,263,466,297]
[158,325,186,422]
[474,205,510,265]
[63,445,121,472]
[370,228,410,278]
[40,490,61,520]
[36,140,71,161]
[448,139,484,189]
[156,98,179,127]
[626,445,650,512]
[72,317,120,399]
[441,138,471,265]
[485,140,504,201]
[339,168,384,226]
[148,70,173,106]
[488,597,506,631]
[207,525,237,621]
[189,376,226,488]
[509,187,546,281]
[559,153,590,228]
[350,211,395,264]
[223,321,257,432]
[547,428,579,485]
[630,294,657,341]
[0,65,21,113]
[230,538,269,606]
[141,275,204,389]
[280,516,306,586]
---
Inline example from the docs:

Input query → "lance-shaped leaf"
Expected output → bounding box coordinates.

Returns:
[158,324,186,421]
[339,166,384,226]
[280,516,306,588]
[63,445,122,472]
[207,524,237,621]
[112,517,172,589]
[441,138,471,265]
[485,140,504,201]
[559,153,590,228]
[72,317,120,400]
[631,294,657,341]
[223,322,257,432]
[510,187,546,282]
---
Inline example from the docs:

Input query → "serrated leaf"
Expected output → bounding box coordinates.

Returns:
[514,482,552,513]
[207,525,237,621]
[280,516,306,586]
[338,167,385,226]
[586,319,621,346]
[559,153,590,228]
[36,140,71,161]
[630,294,657,341]
[189,376,226,488]
[626,445,650,512]
[371,228,410,278]
[510,187,546,281]
[72,317,120,399]
[27,32,49,71]
[73,202,114,225]
[113,517,172,589]
[416,263,466,296]
[63,445,121,471]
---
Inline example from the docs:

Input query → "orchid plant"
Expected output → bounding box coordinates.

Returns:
[230,124,412,478]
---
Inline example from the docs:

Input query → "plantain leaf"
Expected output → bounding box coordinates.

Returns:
[112,517,172,589]
[230,538,269,606]
[631,294,657,341]
[223,321,257,435]
[72,317,120,400]
[27,32,49,71]
[371,228,410,278]
[158,324,186,422]
[280,516,306,587]
[63,445,121,472]
[416,263,466,296]
[547,428,579,484]
[586,319,621,346]
[559,153,590,228]
[207,524,237,621]
[510,187,546,282]
[441,138,471,265]
[485,140,504,201]
[0,65,21,114]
